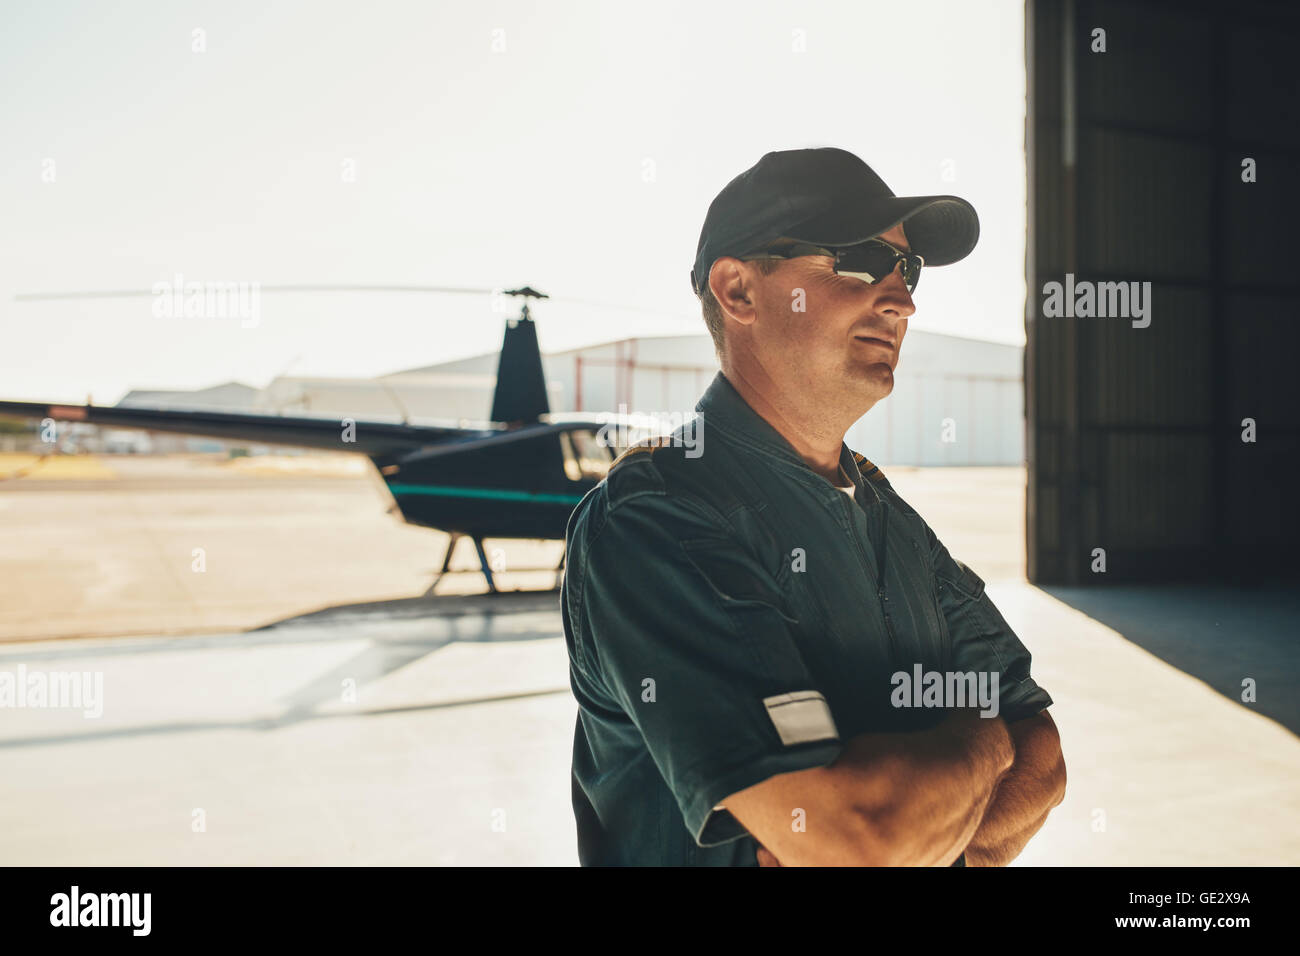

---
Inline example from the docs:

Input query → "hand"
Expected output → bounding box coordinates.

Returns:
[756,844,783,867]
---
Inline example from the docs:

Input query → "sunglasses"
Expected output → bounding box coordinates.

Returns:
[739,237,924,294]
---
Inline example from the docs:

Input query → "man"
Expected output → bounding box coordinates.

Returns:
[561,146,1065,866]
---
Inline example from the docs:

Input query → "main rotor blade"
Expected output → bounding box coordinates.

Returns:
[14,284,498,301]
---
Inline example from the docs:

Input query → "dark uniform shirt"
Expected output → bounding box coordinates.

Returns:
[561,371,1053,866]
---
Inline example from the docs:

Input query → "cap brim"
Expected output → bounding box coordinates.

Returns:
[781,194,979,267]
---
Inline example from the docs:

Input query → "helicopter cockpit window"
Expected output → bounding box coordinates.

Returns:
[560,429,614,482]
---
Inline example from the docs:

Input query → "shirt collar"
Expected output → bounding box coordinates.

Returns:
[694,371,868,496]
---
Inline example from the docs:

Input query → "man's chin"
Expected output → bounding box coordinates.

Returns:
[849,362,895,394]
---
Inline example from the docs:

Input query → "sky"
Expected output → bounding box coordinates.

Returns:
[0,0,1027,404]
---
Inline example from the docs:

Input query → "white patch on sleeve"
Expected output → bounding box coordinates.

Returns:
[762,691,838,746]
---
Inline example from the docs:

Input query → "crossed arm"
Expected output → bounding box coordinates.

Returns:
[729,708,1066,867]
[960,709,1065,866]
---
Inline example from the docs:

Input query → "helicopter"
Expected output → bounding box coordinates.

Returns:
[0,286,651,594]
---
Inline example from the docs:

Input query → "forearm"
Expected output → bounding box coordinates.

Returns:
[964,712,1066,866]
[835,709,1015,866]
[962,767,1056,866]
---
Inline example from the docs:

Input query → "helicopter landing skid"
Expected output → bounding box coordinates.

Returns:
[426,533,566,596]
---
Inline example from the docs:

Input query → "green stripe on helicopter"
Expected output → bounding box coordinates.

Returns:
[387,483,585,505]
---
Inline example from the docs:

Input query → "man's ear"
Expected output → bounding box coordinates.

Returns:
[710,257,760,328]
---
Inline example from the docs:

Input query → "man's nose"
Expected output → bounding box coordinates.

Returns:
[875,263,916,319]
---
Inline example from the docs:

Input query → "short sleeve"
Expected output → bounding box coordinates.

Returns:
[925,523,1054,725]
[574,492,843,847]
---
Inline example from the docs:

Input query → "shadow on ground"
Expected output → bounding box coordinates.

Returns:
[1042,584,1300,736]
[0,589,569,750]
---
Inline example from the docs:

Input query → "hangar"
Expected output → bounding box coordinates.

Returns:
[1025,0,1300,584]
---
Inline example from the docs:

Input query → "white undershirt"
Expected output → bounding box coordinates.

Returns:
[834,465,856,496]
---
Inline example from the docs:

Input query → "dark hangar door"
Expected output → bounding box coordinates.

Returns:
[1025,0,1300,584]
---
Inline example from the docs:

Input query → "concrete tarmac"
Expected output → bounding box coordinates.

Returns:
[0,455,1295,865]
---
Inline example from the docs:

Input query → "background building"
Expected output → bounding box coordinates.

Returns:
[259,328,1025,466]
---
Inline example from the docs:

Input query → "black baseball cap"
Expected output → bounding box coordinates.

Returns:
[690,146,980,296]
